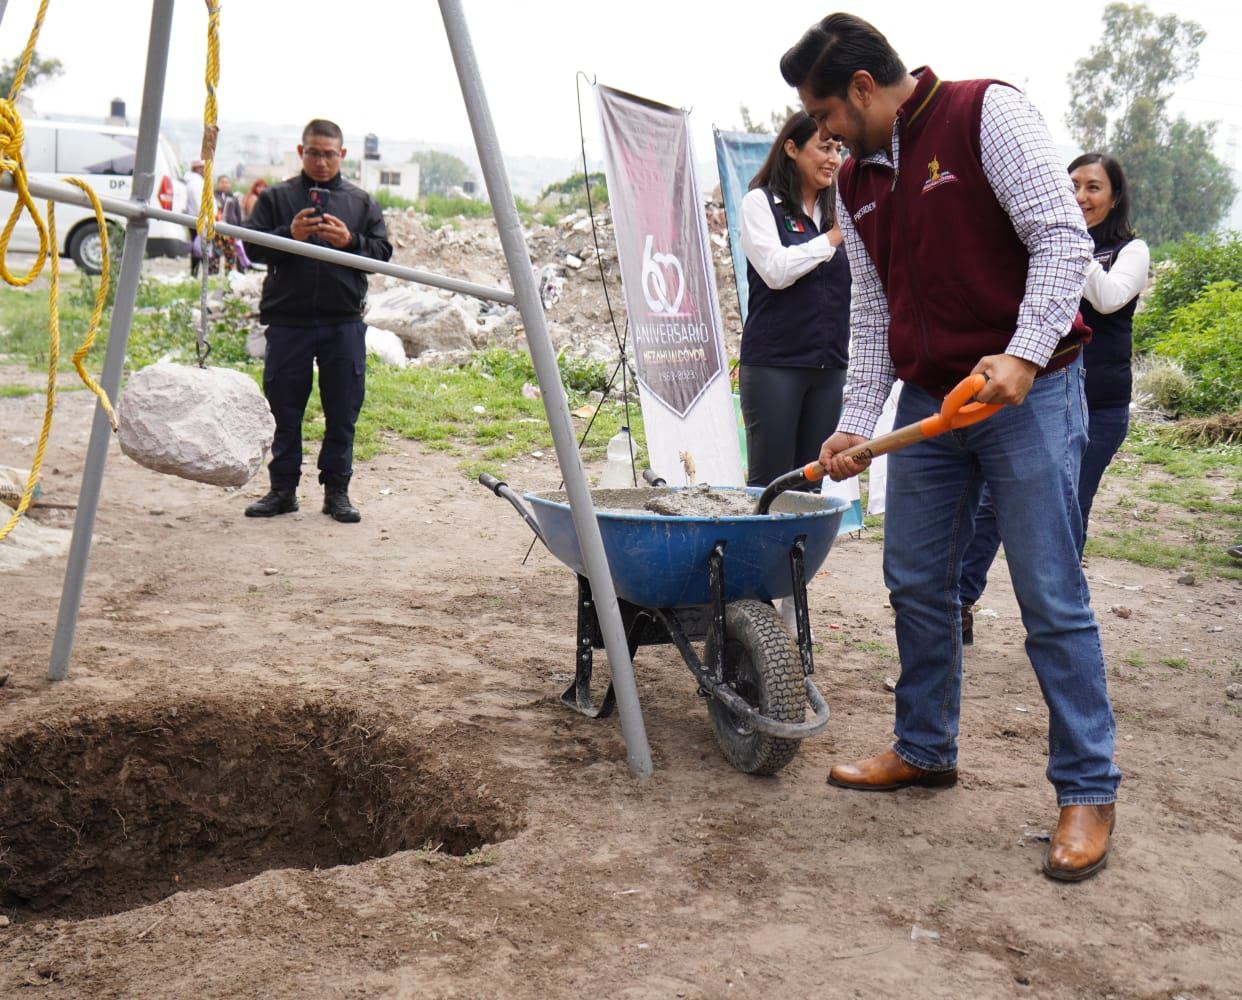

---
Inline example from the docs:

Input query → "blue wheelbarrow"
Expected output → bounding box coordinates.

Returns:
[479,374,1002,774]
[479,472,850,774]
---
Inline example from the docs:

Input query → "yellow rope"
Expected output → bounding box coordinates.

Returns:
[0,0,115,543]
[197,1,221,243]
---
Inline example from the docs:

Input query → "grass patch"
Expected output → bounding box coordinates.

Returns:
[460,847,498,868]
[822,630,900,662]
[0,384,39,397]
[1122,650,1147,668]
[1161,657,1189,670]
[0,273,243,372]
[1117,422,1242,481]
[297,348,638,478]
[1084,528,1242,580]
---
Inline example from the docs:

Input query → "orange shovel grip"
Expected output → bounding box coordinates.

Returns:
[917,374,1002,438]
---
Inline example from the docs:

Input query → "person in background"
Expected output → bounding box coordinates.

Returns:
[959,153,1149,643]
[240,178,269,222]
[185,159,205,277]
[784,12,1119,882]
[242,118,392,524]
[738,111,850,493]
[211,175,249,274]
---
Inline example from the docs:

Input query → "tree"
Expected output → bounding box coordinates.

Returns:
[1066,3,1237,245]
[0,50,63,98]
[737,104,800,135]
[408,150,474,197]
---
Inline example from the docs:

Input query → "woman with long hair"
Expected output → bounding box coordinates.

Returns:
[959,153,1150,642]
[738,111,851,491]
[240,177,269,222]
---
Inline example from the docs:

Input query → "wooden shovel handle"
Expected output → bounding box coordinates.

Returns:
[804,374,1003,476]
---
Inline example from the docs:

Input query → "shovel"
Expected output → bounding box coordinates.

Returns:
[754,373,1001,515]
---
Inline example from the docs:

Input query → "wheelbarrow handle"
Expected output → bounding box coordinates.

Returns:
[753,374,1002,514]
[477,472,547,546]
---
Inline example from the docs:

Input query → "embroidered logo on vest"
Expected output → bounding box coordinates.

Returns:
[784,216,806,234]
[922,155,958,194]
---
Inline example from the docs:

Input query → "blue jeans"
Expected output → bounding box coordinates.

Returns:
[960,402,1130,605]
[883,360,1119,805]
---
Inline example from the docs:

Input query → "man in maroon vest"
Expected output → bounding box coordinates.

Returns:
[781,13,1120,882]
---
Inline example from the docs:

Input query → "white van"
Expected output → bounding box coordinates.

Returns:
[0,119,189,274]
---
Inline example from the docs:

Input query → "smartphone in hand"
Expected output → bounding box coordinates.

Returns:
[308,186,331,216]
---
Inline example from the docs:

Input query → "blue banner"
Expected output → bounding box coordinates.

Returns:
[712,129,774,323]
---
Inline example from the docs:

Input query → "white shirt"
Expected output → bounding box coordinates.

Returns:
[1084,239,1149,313]
[184,170,204,215]
[739,187,836,291]
[836,82,1092,437]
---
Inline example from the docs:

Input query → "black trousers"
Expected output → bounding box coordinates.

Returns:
[263,321,367,491]
[739,364,847,488]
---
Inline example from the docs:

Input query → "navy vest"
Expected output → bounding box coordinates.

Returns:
[1080,235,1138,410]
[741,188,851,369]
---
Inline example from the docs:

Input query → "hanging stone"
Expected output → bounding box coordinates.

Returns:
[117,363,275,487]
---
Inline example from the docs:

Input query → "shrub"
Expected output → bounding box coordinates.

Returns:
[373,188,417,211]
[1133,232,1242,351]
[416,194,493,228]
[469,347,609,396]
[1150,281,1242,416]
[1131,355,1191,416]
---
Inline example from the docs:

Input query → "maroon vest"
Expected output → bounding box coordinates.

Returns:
[837,68,1083,391]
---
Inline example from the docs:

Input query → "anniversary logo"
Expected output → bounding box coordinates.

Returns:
[596,85,725,418]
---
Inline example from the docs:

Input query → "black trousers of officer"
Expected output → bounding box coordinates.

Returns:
[263,321,367,492]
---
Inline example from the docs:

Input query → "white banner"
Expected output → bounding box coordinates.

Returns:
[596,84,744,487]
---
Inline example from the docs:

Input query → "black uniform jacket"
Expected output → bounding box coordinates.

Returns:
[244,171,393,327]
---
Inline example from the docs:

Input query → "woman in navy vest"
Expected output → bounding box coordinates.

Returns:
[738,111,851,489]
[959,153,1149,641]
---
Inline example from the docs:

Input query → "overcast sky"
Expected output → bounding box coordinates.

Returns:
[4,0,1240,169]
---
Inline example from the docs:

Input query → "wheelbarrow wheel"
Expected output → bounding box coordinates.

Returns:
[705,599,803,775]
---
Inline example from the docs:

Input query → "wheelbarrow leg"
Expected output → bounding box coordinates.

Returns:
[788,538,817,676]
[563,574,619,718]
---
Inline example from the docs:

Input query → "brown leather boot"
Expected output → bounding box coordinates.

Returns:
[827,749,958,792]
[1043,803,1116,882]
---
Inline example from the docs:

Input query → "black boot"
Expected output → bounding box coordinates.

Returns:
[321,473,360,523]
[961,605,974,646]
[245,488,298,518]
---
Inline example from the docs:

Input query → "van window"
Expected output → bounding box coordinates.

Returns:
[23,126,55,172]
[57,130,137,175]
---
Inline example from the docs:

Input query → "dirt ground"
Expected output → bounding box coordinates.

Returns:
[1,376,1239,1000]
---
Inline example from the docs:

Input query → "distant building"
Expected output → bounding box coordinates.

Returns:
[359,159,420,202]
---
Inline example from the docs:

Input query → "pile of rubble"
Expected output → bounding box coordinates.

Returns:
[220,203,745,370]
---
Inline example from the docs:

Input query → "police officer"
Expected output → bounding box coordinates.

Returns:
[243,118,392,523]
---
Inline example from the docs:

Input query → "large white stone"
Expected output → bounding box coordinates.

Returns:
[117,363,275,487]
[364,325,408,367]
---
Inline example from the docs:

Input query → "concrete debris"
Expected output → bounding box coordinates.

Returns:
[364,325,408,368]
[246,328,267,360]
[217,198,742,373]
[1226,684,1241,700]
[117,363,275,487]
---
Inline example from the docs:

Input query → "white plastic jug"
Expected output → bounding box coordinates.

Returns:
[599,426,635,489]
